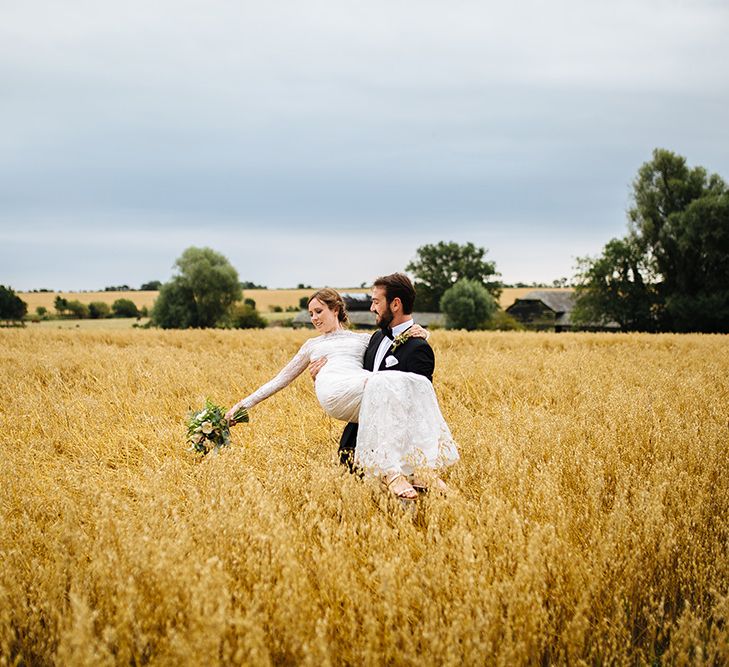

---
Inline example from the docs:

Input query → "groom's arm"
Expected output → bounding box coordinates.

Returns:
[308,357,327,380]
[402,339,435,382]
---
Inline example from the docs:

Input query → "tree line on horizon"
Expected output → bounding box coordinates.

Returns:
[146,242,520,331]
[146,146,729,333]
[2,148,726,332]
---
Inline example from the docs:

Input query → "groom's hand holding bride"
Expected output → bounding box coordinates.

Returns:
[309,357,327,381]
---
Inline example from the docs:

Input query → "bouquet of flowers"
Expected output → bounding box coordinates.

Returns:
[186,399,248,455]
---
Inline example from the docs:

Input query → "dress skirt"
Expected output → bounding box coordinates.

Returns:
[354,371,459,476]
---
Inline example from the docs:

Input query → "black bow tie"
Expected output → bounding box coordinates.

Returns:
[384,327,394,339]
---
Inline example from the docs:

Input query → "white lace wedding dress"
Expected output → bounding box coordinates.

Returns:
[239,330,459,476]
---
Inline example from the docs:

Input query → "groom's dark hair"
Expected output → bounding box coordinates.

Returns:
[373,273,416,314]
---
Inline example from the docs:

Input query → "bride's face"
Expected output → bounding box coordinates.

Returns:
[308,298,341,333]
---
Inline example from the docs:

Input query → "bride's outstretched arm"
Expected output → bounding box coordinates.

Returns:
[225,339,313,421]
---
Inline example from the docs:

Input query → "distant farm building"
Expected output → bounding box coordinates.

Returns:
[506,290,619,332]
[341,293,371,311]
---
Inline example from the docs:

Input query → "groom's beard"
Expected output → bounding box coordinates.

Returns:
[377,305,395,332]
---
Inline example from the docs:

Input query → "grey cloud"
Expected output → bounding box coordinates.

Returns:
[1,0,728,288]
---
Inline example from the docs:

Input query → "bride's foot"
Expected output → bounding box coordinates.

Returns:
[383,474,418,500]
[409,474,449,494]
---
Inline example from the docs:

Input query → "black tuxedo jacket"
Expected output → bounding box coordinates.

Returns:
[338,327,435,470]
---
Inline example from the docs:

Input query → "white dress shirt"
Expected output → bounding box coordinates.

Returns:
[373,318,414,372]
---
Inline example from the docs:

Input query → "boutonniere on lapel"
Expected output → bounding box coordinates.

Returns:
[390,330,412,353]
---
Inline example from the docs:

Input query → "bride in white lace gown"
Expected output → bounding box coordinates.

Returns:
[227,289,459,497]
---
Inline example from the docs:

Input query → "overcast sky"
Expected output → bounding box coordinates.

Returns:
[1,0,728,290]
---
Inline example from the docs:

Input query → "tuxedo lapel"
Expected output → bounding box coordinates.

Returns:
[377,323,415,370]
[378,335,413,371]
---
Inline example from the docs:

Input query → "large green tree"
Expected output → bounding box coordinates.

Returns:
[405,241,501,311]
[663,194,729,330]
[440,279,498,330]
[0,286,27,321]
[574,149,729,332]
[573,237,659,331]
[152,281,197,329]
[152,247,242,329]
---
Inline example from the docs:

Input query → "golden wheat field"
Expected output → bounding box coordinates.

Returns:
[1,328,727,665]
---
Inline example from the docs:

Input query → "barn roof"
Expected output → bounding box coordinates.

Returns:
[340,292,371,311]
[506,290,620,330]
[507,290,576,314]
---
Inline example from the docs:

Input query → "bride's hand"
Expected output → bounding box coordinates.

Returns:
[225,401,245,424]
[409,324,430,340]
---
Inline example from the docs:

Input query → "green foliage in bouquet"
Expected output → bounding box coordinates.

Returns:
[186,399,248,455]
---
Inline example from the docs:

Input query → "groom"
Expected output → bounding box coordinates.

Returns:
[309,272,435,472]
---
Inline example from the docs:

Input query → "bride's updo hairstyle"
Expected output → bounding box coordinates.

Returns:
[308,288,350,326]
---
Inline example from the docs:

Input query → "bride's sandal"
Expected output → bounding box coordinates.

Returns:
[383,474,418,500]
[409,475,449,495]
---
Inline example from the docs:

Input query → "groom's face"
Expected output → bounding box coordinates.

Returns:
[370,286,394,329]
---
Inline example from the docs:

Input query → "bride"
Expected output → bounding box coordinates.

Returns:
[226,288,459,499]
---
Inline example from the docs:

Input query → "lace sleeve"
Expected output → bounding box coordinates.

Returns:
[238,339,313,410]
